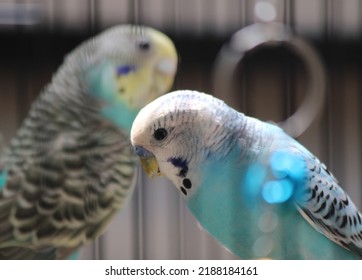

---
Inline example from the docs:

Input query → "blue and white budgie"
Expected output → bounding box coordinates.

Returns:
[0,25,177,259]
[131,90,362,259]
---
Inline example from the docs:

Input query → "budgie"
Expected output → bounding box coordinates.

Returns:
[0,25,178,259]
[131,90,362,259]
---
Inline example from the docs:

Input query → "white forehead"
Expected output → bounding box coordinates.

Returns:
[97,25,148,53]
[133,91,209,129]
[131,90,230,143]
[143,89,223,115]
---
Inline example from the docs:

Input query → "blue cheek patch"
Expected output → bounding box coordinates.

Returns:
[116,65,137,76]
[168,157,189,177]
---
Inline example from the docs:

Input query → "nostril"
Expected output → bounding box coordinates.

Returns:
[134,146,153,158]
[134,146,141,155]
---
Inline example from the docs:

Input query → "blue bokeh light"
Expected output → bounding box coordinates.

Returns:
[243,163,267,200]
[269,150,306,181]
[262,179,294,204]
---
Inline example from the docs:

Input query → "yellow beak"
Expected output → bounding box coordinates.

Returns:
[140,156,163,178]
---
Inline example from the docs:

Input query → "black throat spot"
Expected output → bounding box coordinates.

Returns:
[183,178,192,189]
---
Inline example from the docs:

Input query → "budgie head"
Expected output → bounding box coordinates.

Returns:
[60,25,178,133]
[130,90,243,198]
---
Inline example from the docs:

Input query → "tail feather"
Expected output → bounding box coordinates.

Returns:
[342,242,362,259]
[0,247,57,260]
[0,197,14,245]
[298,206,362,259]
[0,246,81,259]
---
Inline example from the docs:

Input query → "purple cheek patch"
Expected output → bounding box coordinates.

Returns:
[116,65,136,76]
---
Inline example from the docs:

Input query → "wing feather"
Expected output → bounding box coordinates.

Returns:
[296,153,362,257]
[0,123,136,258]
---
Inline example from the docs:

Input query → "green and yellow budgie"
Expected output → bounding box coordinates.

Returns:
[0,25,177,259]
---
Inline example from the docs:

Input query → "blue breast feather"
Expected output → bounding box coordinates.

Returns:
[186,142,356,259]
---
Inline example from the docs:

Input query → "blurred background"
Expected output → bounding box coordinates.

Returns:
[0,0,362,259]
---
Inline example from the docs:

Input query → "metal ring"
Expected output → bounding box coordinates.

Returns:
[213,23,326,138]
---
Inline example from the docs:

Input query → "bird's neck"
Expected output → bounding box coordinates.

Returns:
[185,144,253,248]
[184,143,243,202]
[83,61,139,135]
[100,105,137,135]
[185,115,275,204]
[12,64,113,146]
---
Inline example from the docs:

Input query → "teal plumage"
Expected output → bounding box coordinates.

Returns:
[131,90,362,259]
[0,25,177,259]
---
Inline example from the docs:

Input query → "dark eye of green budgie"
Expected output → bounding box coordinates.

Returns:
[138,40,151,51]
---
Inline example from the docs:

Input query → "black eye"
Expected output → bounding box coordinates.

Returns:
[138,40,150,51]
[154,128,168,141]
